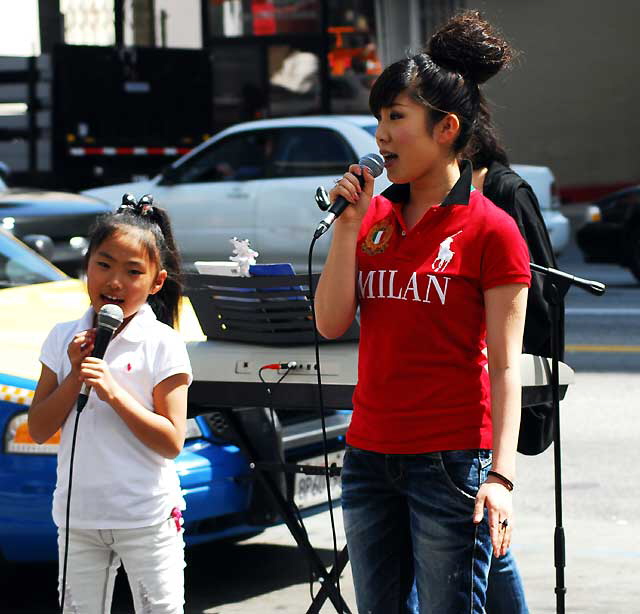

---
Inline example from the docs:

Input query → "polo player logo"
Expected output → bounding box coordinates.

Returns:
[432,231,462,272]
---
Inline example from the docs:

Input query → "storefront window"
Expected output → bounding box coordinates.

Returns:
[268,44,322,116]
[211,44,266,127]
[210,41,323,129]
[327,0,380,114]
[206,0,381,124]
[207,0,321,38]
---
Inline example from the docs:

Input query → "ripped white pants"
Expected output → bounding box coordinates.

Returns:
[57,518,185,613]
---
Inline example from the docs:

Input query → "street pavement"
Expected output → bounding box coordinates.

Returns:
[3,228,638,613]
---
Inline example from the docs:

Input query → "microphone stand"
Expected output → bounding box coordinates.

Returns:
[529,263,605,614]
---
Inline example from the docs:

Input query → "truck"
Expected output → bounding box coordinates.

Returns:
[0,45,212,192]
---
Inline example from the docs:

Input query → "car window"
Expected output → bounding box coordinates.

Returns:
[0,232,66,288]
[168,131,275,184]
[271,127,355,178]
[362,124,377,137]
[615,193,640,207]
[600,191,640,222]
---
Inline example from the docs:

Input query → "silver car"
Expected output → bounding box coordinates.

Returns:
[83,115,569,270]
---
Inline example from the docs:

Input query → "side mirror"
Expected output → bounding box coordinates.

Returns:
[22,234,55,261]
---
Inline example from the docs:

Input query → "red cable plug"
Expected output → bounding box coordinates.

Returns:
[260,362,297,370]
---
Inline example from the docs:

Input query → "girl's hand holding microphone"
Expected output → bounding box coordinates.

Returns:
[79,357,120,404]
[67,329,96,381]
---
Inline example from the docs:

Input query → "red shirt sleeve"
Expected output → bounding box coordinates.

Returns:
[480,209,532,290]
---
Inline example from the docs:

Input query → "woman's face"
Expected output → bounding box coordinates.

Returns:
[375,92,443,184]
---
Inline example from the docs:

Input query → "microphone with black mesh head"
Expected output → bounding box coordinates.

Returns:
[77,304,124,412]
[314,153,384,239]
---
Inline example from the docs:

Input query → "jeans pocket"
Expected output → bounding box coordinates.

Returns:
[439,449,491,501]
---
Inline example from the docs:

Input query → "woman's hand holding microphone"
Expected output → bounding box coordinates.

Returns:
[314,153,383,238]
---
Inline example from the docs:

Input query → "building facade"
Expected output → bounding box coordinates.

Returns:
[32,0,640,198]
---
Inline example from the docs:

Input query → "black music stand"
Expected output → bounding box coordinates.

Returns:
[185,272,355,614]
[530,263,605,614]
[185,271,359,345]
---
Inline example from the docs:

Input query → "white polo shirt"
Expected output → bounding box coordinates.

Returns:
[40,303,192,529]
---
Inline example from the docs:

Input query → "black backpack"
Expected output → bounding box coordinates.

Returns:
[483,163,564,455]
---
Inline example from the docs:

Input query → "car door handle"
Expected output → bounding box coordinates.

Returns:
[227,190,250,199]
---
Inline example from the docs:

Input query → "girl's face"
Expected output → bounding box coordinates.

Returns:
[86,229,167,321]
[375,92,452,184]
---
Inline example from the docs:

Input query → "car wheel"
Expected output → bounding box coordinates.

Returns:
[628,227,640,282]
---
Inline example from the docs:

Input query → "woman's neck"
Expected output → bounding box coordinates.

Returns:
[404,159,461,229]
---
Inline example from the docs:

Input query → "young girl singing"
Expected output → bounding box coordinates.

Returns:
[28,197,191,613]
[315,11,530,614]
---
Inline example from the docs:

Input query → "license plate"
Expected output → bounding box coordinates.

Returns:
[293,450,344,510]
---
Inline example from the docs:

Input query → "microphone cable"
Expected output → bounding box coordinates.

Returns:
[306,234,343,612]
[59,398,85,612]
[58,304,122,612]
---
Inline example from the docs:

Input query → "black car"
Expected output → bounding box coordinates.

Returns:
[576,185,640,282]
[0,172,111,276]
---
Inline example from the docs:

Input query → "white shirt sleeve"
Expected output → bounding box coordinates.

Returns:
[152,329,193,388]
[39,323,64,381]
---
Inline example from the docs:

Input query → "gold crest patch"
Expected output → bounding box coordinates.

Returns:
[362,219,394,255]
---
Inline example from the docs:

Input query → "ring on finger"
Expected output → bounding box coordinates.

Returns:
[499,518,509,530]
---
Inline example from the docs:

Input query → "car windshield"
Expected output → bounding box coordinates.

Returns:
[0,231,67,288]
[363,124,377,137]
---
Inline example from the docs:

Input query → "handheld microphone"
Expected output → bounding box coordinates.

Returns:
[314,153,384,239]
[77,304,125,412]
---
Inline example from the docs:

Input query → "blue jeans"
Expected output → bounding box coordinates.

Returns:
[407,550,529,614]
[486,550,530,613]
[341,446,493,614]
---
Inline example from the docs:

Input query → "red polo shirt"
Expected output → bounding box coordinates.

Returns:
[347,161,531,454]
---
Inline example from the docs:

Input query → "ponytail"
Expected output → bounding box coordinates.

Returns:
[145,205,183,328]
[463,99,510,170]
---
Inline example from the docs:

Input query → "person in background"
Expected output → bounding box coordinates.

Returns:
[464,98,560,614]
[315,11,530,613]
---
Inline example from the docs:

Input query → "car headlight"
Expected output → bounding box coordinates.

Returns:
[4,411,60,454]
[586,205,601,222]
[4,414,202,454]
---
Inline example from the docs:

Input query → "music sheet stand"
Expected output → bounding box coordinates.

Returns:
[185,272,355,613]
[185,271,359,345]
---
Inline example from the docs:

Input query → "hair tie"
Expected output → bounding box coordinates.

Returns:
[116,193,155,217]
[117,192,138,214]
[137,194,154,217]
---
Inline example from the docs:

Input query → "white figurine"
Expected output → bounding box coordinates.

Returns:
[229,237,259,277]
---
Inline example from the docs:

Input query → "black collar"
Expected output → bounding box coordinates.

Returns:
[380,159,473,207]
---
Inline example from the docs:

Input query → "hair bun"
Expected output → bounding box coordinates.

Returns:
[427,11,513,84]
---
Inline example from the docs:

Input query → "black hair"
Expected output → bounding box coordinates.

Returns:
[369,10,513,154]
[84,201,183,328]
[463,99,510,170]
